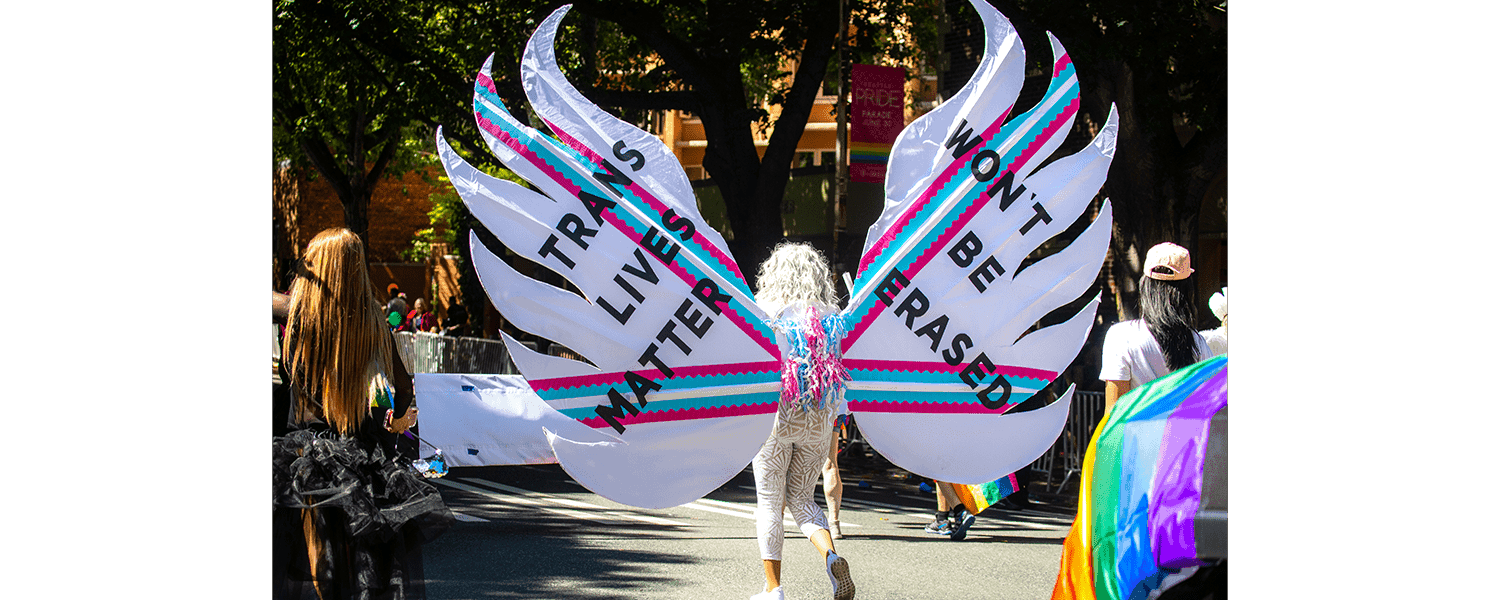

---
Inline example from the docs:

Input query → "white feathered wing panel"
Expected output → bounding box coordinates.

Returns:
[841,0,1117,484]
[436,5,779,509]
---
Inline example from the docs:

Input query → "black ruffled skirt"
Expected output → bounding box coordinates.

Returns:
[272,429,453,600]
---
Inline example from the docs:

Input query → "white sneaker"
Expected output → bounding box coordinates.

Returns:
[830,520,843,539]
[826,552,855,600]
[750,586,784,600]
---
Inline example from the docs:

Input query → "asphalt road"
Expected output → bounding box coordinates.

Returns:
[421,463,1076,600]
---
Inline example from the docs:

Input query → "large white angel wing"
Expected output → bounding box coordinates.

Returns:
[436,5,779,509]
[841,0,1117,484]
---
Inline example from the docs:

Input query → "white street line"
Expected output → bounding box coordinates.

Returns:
[453,477,688,527]
[683,500,798,528]
[735,485,1065,530]
[692,497,757,514]
[693,496,861,528]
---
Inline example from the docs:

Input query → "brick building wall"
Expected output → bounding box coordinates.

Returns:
[288,166,444,262]
[277,164,467,319]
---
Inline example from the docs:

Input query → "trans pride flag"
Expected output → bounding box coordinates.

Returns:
[1051,356,1228,600]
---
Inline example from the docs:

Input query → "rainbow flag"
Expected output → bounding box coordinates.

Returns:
[849,141,893,165]
[1051,355,1227,600]
[953,471,1022,514]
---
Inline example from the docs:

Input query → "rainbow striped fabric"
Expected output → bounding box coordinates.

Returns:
[954,471,1022,514]
[1051,355,1227,600]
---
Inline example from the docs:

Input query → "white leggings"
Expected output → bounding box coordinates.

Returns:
[752,405,833,561]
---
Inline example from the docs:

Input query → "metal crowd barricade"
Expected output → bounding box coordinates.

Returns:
[1030,390,1107,494]
[392,331,522,375]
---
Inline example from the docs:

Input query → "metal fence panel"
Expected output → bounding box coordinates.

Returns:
[1030,390,1106,494]
[393,332,521,375]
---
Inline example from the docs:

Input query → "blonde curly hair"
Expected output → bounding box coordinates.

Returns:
[754,242,838,315]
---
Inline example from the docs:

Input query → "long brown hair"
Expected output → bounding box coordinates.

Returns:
[282,228,393,436]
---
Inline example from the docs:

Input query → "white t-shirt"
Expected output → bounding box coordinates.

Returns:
[1099,320,1211,388]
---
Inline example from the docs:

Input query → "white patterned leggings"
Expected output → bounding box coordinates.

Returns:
[752,405,833,561]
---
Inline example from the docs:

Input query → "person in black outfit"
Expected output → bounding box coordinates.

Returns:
[272,228,453,600]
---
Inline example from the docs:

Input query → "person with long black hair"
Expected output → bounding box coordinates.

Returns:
[1100,243,1212,409]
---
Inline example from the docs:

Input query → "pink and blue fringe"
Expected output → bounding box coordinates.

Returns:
[771,307,852,414]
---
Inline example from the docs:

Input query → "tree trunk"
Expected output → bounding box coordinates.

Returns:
[272,164,302,290]
[341,184,374,252]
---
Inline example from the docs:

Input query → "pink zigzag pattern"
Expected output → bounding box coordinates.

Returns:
[845,359,1056,381]
[843,91,1079,349]
[856,105,1013,274]
[540,118,749,283]
[576,399,779,429]
[848,399,1021,415]
[531,360,780,392]
[474,101,776,356]
[596,208,779,356]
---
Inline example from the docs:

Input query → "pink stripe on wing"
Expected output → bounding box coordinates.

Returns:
[576,400,778,428]
[541,118,749,283]
[857,106,1014,274]
[843,96,1078,349]
[1052,53,1072,77]
[847,400,1021,415]
[844,359,1056,381]
[531,360,780,392]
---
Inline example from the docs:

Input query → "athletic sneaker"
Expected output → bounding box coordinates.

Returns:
[830,520,843,540]
[749,586,784,600]
[826,552,856,600]
[923,518,954,536]
[949,507,976,541]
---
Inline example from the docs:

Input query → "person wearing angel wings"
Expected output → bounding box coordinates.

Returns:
[748,242,856,600]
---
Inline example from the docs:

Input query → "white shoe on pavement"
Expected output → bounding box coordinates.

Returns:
[750,586,784,600]
[831,520,843,539]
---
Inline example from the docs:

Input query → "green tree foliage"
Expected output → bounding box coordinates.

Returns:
[273,0,535,249]
[559,0,943,277]
[982,0,1227,318]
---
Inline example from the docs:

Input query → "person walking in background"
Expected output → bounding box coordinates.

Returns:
[1100,243,1211,409]
[749,242,856,600]
[1200,287,1228,357]
[822,414,848,539]
[924,480,977,541]
[272,228,452,600]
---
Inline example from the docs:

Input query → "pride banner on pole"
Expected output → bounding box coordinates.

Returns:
[849,64,906,183]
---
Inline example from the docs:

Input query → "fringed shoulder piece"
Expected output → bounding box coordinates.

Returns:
[769,305,852,413]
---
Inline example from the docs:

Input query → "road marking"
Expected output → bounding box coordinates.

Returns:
[736,486,1067,531]
[692,498,757,514]
[687,497,862,528]
[450,477,688,527]
[452,510,488,523]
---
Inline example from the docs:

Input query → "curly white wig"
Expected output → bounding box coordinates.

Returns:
[754,242,838,314]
